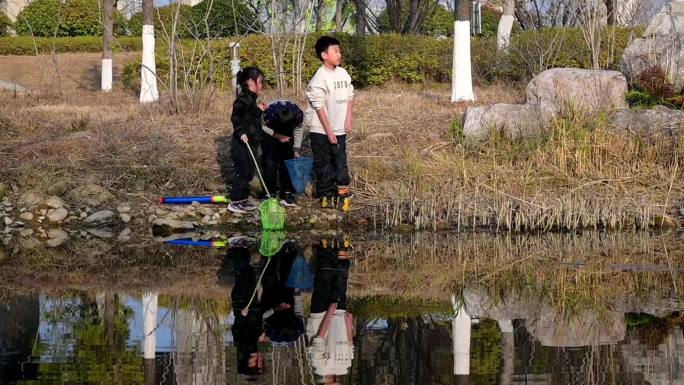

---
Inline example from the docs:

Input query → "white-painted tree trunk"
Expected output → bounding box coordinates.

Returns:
[451,21,475,103]
[497,0,515,51]
[497,15,515,50]
[101,59,113,92]
[452,297,471,375]
[142,292,158,359]
[140,24,159,103]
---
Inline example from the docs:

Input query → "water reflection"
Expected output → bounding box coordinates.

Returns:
[1,232,684,384]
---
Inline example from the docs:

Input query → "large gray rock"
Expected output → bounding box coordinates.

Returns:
[463,103,545,140]
[0,80,27,93]
[622,1,684,92]
[527,68,629,120]
[18,191,45,208]
[68,184,115,207]
[85,210,115,223]
[47,208,69,223]
[611,106,684,136]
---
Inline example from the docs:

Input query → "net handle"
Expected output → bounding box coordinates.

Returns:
[245,141,271,198]
[241,256,272,316]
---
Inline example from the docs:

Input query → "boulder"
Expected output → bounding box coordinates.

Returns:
[526,68,628,120]
[68,184,115,207]
[18,191,45,208]
[621,1,684,92]
[45,196,66,209]
[47,180,69,196]
[610,106,684,136]
[47,208,69,223]
[85,210,115,223]
[0,80,27,93]
[463,103,545,140]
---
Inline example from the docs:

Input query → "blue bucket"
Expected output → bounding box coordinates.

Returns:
[284,157,313,195]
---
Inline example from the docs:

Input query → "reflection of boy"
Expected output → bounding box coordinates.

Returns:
[228,246,265,380]
[306,238,354,383]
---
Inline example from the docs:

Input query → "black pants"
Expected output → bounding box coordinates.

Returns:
[310,133,350,198]
[230,138,257,201]
[310,240,350,313]
[261,135,295,197]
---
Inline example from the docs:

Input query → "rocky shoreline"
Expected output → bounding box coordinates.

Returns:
[0,181,364,249]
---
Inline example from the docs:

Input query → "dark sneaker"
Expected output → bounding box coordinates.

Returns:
[227,235,257,249]
[228,199,258,214]
[280,193,297,208]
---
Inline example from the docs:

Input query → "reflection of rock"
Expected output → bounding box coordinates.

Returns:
[525,307,625,347]
[174,308,224,385]
[622,326,684,385]
[465,287,627,347]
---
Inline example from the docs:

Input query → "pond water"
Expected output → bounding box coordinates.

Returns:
[1,231,683,385]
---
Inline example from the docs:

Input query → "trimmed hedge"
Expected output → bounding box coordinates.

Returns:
[0,36,141,55]
[0,28,636,90]
[14,0,126,37]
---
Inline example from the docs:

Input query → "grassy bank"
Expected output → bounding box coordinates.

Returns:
[2,82,683,231]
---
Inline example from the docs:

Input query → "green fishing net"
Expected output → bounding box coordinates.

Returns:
[259,198,286,230]
[259,230,286,257]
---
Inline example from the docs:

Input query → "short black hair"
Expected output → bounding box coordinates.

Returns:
[278,108,296,127]
[236,66,263,94]
[264,309,305,343]
[315,36,341,61]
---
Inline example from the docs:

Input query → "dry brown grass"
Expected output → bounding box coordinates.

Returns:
[1,66,682,231]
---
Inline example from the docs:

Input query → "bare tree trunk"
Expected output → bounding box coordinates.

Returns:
[353,0,366,34]
[101,0,113,92]
[140,0,159,103]
[497,0,515,50]
[605,0,615,25]
[451,0,474,102]
[314,0,325,31]
[335,0,346,31]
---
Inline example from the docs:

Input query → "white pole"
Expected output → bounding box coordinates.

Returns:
[452,296,472,375]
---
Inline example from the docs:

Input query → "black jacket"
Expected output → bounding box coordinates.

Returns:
[231,89,263,142]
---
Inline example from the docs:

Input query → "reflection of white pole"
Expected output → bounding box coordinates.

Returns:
[143,292,158,359]
[499,320,514,385]
[452,296,471,375]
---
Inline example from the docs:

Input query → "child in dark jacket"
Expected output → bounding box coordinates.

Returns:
[228,67,266,214]
[261,100,304,207]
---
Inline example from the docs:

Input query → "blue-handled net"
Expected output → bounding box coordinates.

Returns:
[284,157,313,194]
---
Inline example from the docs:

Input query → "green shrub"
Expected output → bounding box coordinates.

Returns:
[0,12,12,36]
[0,36,141,55]
[14,0,126,37]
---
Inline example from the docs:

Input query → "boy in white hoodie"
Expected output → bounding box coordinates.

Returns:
[299,36,354,211]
